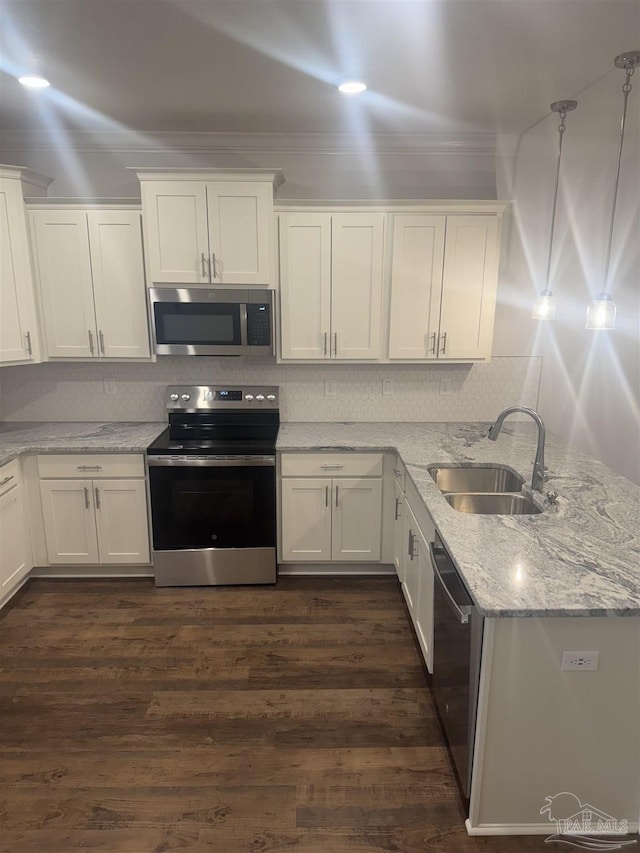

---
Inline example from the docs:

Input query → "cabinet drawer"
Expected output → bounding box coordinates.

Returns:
[38,454,145,479]
[280,453,383,478]
[0,459,21,497]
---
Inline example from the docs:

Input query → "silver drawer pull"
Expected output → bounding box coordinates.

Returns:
[320,464,344,470]
[88,330,94,355]
[201,253,207,278]
[84,487,90,509]
[99,330,105,355]
[76,465,103,471]
[0,475,15,488]
[25,331,33,356]
[325,485,329,507]
[394,496,402,520]
[95,486,101,509]
[335,485,339,507]
[440,331,447,355]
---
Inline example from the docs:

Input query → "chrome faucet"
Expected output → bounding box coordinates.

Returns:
[487,406,546,492]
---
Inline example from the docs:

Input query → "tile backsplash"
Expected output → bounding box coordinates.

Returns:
[0,357,541,423]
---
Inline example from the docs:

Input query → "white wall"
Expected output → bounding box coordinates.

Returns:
[496,74,640,484]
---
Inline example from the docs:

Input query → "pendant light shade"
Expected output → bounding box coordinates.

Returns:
[585,50,640,330]
[532,100,577,321]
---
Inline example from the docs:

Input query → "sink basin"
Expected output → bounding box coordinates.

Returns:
[444,493,541,515]
[429,465,525,494]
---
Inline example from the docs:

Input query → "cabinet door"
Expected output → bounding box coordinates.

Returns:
[87,211,150,359]
[331,478,382,562]
[393,479,406,582]
[0,483,30,592]
[414,527,434,673]
[140,182,210,283]
[31,210,97,358]
[388,214,446,360]
[207,182,272,285]
[94,479,150,564]
[278,214,332,360]
[40,479,99,565]
[402,502,419,616]
[438,215,499,360]
[331,214,384,360]
[280,478,331,561]
[0,182,39,364]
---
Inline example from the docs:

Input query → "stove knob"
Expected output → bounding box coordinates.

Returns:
[181,393,191,402]
[245,394,254,402]
[256,394,265,402]
[266,394,276,402]
[169,393,179,401]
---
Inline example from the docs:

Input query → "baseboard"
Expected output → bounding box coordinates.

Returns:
[465,818,640,836]
[0,574,31,609]
[278,563,396,576]
[30,565,154,579]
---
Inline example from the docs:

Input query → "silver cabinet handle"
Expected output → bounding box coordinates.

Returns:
[94,486,101,510]
[430,332,437,354]
[0,475,15,488]
[25,331,33,356]
[333,332,338,357]
[320,464,344,470]
[335,485,339,507]
[99,330,105,355]
[440,331,447,355]
[76,465,102,471]
[325,485,329,507]
[211,253,219,280]
[323,332,328,357]
[429,542,472,624]
[88,330,94,355]
[201,252,207,279]
[84,487,90,509]
[394,496,402,520]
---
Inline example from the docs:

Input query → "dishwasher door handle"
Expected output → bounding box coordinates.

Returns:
[429,542,473,624]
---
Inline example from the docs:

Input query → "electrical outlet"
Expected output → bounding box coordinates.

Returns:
[561,651,600,671]
[439,379,452,396]
[382,379,394,396]
[324,380,336,397]
[103,379,117,396]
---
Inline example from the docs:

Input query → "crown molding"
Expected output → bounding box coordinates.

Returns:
[0,129,499,157]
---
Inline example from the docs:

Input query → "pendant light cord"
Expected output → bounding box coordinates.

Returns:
[602,65,635,294]
[544,108,568,289]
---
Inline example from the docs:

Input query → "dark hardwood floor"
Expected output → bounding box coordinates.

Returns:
[1,577,559,852]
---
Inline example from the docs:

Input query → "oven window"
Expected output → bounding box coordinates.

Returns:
[149,464,275,551]
[154,303,241,346]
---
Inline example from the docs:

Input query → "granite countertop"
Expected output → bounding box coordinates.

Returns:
[0,422,166,465]
[278,422,640,618]
[2,419,639,618]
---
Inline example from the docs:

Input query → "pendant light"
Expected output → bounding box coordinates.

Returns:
[532,100,578,320]
[586,50,640,330]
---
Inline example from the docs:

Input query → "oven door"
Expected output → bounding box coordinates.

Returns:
[148,456,276,586]
[150,287,246,355]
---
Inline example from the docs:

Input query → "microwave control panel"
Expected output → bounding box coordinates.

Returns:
[246,303,272,347]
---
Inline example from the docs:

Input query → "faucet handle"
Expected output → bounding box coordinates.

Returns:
[545,489,559,506]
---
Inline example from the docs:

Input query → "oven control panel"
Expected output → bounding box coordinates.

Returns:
[166,385,279,410]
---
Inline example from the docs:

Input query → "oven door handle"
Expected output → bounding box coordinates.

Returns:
[429,542,473,624]
[147,456,275,467]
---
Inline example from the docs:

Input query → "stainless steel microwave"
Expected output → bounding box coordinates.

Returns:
[149,287,274,356]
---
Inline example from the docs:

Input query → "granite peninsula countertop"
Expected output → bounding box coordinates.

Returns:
[1,419,639,618]
[278,421,640,618]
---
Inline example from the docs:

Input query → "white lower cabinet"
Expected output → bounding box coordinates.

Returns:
[0,460,31,596]
[279,453,384,563]
[38,455,150,566]
[393,477,435,673]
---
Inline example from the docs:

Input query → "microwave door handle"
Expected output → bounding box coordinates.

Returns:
[239,303,248,346]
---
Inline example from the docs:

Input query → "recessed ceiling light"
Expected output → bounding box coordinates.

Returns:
[18,76,50,89]
[338,80,367,95]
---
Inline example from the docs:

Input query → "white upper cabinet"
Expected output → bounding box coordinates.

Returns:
[0,166,51,366]
[30,208,150,360]
[278,212,385,361]
[135,169,283,286]
[388,211,501,362]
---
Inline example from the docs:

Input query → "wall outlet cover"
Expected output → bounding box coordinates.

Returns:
[103,379,117,395]
[324,380,336,397]
[439,379,452,396]
[561,651,600,671]
[382,379,394,395]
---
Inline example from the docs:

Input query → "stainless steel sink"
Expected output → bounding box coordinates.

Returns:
[444,493,542,515]
[428,465,525,494]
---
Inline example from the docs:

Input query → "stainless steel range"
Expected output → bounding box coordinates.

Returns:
[147,385,279,587]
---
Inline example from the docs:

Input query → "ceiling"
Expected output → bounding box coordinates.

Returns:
[0,0,638,139]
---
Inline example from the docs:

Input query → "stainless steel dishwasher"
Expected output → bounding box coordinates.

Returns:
[429,532,484,801]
